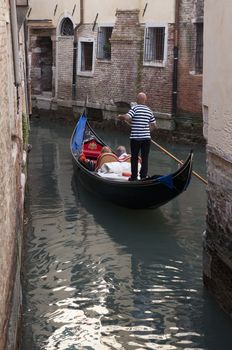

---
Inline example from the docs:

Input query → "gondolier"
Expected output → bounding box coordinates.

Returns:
[118,92,157,181]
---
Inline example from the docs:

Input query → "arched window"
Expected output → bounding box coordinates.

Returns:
[60,18,74,36]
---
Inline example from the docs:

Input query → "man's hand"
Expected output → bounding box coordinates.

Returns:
[118,114,131,124]
[150,121,157,131]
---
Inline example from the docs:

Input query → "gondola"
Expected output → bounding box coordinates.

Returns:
[70,113,193,209]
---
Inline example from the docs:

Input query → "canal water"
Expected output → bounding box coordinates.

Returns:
[22,118,232,350]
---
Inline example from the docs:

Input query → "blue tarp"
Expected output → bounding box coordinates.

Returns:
[157,174,174,189]
[71,114,87,153]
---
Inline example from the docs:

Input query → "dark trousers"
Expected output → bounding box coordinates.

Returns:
[130,139,151,179]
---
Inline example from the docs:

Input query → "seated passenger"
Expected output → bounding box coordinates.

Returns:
[100,146,112,154]
[95,146,118,170]
[116,145,128,160]
[79,152,95,170]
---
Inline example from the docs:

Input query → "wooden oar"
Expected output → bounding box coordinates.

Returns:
[121,118,207,185]
[150,139,208,185]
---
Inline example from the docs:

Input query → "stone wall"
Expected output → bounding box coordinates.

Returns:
[202,0,232,315]
[0,1,28,348]
[203,151,232,314]
[30,28,55,96]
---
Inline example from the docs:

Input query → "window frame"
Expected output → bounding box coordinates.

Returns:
[143,23,168,68]
[60,17,74,36]
[195,22,203,75]
[96,24,113,61]
[77,37,95,76]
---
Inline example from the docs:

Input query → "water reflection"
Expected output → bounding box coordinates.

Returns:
[69,179,201,349]
[22,120,232,350]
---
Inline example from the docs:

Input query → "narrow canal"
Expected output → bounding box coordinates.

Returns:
[21,118,232,350]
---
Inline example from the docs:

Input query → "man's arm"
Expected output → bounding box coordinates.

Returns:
[118,114,132,124]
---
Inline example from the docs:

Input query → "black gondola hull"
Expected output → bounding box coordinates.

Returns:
[72,153,192,209]
[70,116,193,209]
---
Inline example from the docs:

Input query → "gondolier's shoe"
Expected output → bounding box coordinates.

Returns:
[140,176,149,180]
[128,177,137,181]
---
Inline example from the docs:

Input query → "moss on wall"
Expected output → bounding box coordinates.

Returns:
[22,113,29,149]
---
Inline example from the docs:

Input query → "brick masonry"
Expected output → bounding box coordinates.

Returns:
[29,3,204,139]
[75,10,174,117]
[0,1,28,349]
[57,36,74,100]
[203,150,232,315]
[177,0,204,117]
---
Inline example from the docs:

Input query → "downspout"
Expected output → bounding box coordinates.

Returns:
[72,0,84,99]
[10,0,21,87]
[172,0,180,118]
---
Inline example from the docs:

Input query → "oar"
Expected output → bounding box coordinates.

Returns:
[150,139,208,185]
[121,118,207,185]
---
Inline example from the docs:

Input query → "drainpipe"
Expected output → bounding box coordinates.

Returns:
[72,0,84,99]
[172,0,180,118]
[10,0,21,87]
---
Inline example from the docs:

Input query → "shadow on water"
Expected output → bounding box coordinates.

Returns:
[72,175,182,260]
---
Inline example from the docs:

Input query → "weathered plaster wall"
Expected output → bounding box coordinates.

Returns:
[28,0,175,25]
[203,0,232,160]
[203,0,232,315]
[83,0,175,24]
[0,1,28,348]
[28,0,80,27]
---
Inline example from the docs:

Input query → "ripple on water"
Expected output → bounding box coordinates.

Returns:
[22,122,232,350]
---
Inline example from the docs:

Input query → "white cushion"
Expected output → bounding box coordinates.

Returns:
[99,161,141,174]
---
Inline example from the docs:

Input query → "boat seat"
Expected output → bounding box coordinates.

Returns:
[83,139,103,160]
[95,153,119,170]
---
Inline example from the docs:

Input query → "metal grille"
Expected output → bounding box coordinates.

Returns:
[61,18,74,36]
[97,27,113,60]
[144,27,165,63]
[81,42,93,71]
[195,23,203,74]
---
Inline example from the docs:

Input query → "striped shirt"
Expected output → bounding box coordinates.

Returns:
[127,104,156,139]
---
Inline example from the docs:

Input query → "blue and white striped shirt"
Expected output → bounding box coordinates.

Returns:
[127,104,155,139]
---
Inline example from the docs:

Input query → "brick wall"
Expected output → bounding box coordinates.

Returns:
[177,0,204,117]
[57,36,74,100]
[75,10,174,116]
[141,24,174,115]
[29,4,205,136]
[0,1,27,348]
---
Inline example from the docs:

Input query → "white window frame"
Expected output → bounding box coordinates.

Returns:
[143,23,168,67]
[77,37,95,76]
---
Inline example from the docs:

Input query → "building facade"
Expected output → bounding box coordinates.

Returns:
[28,0,204,139]
[0,0,29,348]
[176,0,204,141]
[203,0,232,316]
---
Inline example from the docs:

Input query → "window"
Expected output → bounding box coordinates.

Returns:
[97,27,113,60]
[144,26,166,66]
[60,18,74,36]
[77,38,94,75]
[195,23,203,74]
